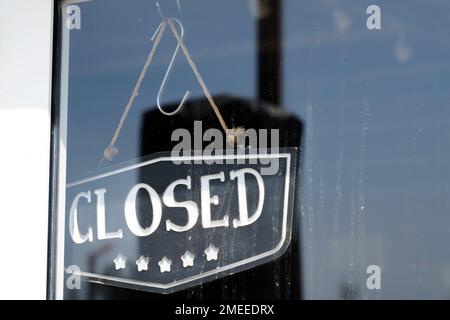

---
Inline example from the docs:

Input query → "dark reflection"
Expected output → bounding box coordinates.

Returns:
[143,95,302,299]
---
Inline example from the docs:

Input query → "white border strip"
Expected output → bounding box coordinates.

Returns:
[55,1,70,300]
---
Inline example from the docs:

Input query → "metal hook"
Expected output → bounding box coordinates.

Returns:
[153,17,191,116]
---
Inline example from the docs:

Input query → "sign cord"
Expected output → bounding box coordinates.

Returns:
[101,2,235,165]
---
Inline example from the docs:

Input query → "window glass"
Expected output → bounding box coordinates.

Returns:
[51,0,450,299]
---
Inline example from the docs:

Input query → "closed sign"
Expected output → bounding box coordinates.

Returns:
[63,151,296,293]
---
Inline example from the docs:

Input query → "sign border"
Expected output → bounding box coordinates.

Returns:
[64,152,294,293]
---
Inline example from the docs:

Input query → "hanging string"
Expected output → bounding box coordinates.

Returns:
[100,22,167,164]
[156,1,228,131]
[101,2,236,164]
[166,18,229,132]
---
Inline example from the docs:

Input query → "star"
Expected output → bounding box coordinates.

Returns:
[113,254,126,270]
[158,256,172,273]
[204,244,219,261]
[136,255,149,272]
[180,251,195,268]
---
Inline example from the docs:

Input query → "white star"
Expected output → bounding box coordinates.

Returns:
[204,244,219,261]
[113,254,126,270]
[181,251,195,268]
[158,256,172,273]
[136,255,149,272]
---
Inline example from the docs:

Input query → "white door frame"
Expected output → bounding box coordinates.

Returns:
[0,0,54,299]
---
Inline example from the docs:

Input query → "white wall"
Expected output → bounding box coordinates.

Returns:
[0,0,54,299]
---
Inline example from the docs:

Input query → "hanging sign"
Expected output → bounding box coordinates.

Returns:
[64,150,297,293]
